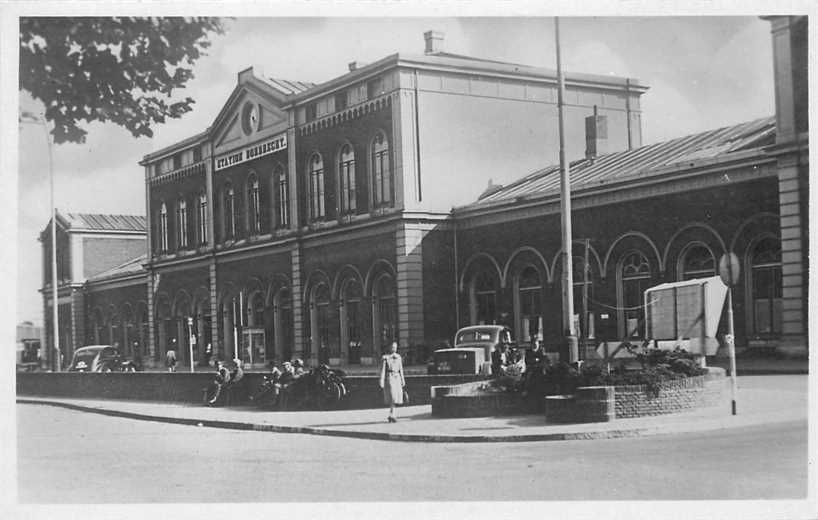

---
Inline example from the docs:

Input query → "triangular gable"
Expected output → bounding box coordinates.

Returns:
[212,76,290,155]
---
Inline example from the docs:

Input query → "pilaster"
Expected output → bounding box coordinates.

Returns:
[391,88,420,211]
[290,243,305,360]
[395,222,426,350]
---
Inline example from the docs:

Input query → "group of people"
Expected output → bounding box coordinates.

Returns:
[491,337,550,388]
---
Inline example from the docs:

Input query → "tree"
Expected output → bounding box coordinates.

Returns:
[20,17,225,144]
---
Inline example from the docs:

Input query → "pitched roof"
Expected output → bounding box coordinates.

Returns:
[86,253,148,283]
[262,77,316,96]
[61,213,146,232]
[467,116,776,207]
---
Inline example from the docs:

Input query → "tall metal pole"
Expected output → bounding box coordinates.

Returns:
[44,116,61,372]
[555,17,578,363]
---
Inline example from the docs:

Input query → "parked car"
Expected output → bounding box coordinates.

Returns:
[428,325,516,375]
[68,345,137,372]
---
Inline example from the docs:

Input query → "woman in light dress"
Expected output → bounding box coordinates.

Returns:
[379,341,406,423]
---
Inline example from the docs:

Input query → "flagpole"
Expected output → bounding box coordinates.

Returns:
[555,17,578,363]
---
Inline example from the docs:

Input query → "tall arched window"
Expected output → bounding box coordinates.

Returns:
[197,191,208,245]
[371,131,392,207]
[680,243,715,280]
[339,143,356,214]
[619,251,651,338]
[275,164,289,229]
[158,201,169,252]
[517,266,542,342]
[248,172,262,234]
[223,183,236,240]
[308,153,326,220]
[176,197,188,249]
[750,237,782,336]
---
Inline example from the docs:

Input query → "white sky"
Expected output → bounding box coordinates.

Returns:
[15,15,777,325]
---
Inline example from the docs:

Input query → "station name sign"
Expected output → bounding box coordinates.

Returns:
[215,134,287,171]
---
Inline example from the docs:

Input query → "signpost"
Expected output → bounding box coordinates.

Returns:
[718,252,740,415]
[187,317,195,373]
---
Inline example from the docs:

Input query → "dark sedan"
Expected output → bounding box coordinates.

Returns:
[68,345,137,372]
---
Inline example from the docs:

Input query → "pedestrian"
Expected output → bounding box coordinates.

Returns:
[166,339,178,372]
[379,341,406,423]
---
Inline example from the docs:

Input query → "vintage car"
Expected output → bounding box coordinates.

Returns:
[68,345,137,372]
[428,325,515,375]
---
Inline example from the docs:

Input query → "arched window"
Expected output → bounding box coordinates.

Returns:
[750,237,782,336]
[308,153,326,220]
[248,172,262,234]
[197,191,208,245]
[517,266,542,342]
[273,288,293,362]
[340,279,363,363]
[680,243,715,280]
[310,283,331,361]
[275,164,289,229]
[619,251,651,338]
[470,271,497,325]
[223,184,236,240]
[373,274,397,353]
[572,253,594,338]
[176,197,188,249]
[371,131,392,208]
[158,201,169,252]
[339,143,356,214]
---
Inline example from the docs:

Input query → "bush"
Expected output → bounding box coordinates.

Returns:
[524,347,705,399]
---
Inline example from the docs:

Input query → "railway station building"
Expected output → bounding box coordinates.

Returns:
[41,17,808,369]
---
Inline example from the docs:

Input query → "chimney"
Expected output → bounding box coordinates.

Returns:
[424,30,445,54]
[348,61,366,72]
[585,105,608,160]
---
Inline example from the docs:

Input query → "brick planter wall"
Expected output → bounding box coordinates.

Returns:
[612,368,727,419]
[16,373,487,410]
[432,368,727,421]
[430,381,527,417]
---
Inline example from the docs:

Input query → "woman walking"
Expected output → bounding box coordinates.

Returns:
[379,341,406,423]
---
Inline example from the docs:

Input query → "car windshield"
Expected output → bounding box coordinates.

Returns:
[456,329,498,344]
[72,350,100,366]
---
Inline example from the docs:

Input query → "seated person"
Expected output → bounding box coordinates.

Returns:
[491,344,510,377]
[215,360,231,385]
[277,361,297,386]
[229,358,244,385]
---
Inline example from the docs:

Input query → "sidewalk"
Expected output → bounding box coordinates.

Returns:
[17,375,807,443]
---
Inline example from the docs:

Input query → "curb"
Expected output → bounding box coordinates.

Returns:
[15,398,758,443]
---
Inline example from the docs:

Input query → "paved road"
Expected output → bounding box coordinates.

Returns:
[17,404,806,503]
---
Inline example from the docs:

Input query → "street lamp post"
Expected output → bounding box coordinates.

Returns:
[20,111,61,371]
[554,18,578,363]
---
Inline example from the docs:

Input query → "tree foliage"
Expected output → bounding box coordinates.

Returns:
[20,17,225,144]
